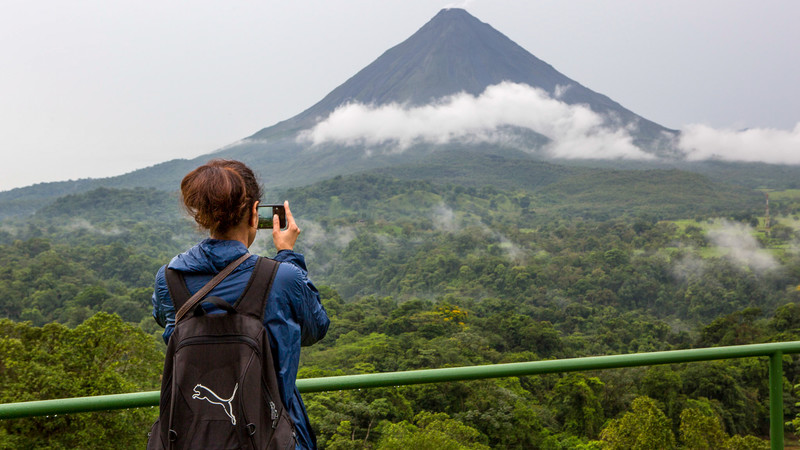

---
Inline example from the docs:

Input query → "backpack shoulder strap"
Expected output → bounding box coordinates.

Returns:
[164,267,192,312]
[164,253,252,322]
[234,256,280,320]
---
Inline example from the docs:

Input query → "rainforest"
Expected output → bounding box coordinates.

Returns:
[2,165,800,449]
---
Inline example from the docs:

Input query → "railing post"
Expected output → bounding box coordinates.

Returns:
[769,351,783,450]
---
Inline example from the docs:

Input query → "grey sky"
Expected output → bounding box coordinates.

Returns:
[1,0,798,191]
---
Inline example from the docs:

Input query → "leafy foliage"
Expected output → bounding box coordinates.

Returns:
[0,313,161,449]
[0,171,798,447]
[599,396,676,449]
[376,412,490,450]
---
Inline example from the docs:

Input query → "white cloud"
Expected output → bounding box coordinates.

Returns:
[553,84,571,99]
[297,81,800,166]
[678,123,800,164]
[298,82,654,160]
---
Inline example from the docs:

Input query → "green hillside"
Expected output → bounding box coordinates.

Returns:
[537,169,761,219]
[2,168,798,447]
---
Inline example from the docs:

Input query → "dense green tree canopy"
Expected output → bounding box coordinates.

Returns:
[2,172,797,447]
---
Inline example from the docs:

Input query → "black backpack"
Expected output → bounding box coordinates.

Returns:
[147,255,296,449]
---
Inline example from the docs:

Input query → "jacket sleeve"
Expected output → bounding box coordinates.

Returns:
[151,265,176,344]
[275,250,330,346]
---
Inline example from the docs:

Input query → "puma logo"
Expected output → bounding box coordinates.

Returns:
[192,383,238,425]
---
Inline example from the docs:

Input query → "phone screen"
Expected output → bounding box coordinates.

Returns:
[257,204,287,230]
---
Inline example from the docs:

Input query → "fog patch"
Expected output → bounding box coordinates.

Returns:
[0,223,17,235]
[299,82,654,161]
[432,203,459,232]
[474,223,525,263]
[496,232,526,262]
[63,218,124,236]
[297,220,356,252]
[671,251,708,282]
[784,236,800,257]
[430,202,526,261]
[706,220,779,273]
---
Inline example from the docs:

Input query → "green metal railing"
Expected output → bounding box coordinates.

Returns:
[2,341,800,449]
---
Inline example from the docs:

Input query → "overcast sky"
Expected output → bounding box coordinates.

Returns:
[1,0,798,191]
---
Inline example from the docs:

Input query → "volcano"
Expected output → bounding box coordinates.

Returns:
[198,7,678,188]
[249,8,674,145]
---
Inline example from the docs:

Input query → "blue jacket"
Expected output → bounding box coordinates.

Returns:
[151,238,330,449]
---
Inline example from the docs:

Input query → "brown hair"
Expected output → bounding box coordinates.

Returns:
[180,159,263,236]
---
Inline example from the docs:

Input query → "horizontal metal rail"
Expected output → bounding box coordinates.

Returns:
[2,341,800,449]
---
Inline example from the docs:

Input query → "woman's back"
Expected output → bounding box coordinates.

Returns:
[150,159,329,449]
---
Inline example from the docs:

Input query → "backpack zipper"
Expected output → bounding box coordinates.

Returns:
[285,430,297,450]
[269,401,279,428]
[176,334,260,353]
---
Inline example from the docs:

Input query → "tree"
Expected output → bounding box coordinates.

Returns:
[376,412,490,450]
[0,313,162,449]
[697,308,764,347]
[639,365,682,426]
[679,407,726,449]
[599,396,676,450]
[549,373,605,438]
[722,435,769,450]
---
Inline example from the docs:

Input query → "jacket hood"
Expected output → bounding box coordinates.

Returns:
[168,238,249,273]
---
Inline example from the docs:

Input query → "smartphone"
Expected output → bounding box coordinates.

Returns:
[257,204,287,230]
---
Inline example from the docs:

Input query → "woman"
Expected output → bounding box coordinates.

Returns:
[151,159,329,449]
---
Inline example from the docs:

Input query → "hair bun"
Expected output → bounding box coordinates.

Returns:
[180,160,262,235]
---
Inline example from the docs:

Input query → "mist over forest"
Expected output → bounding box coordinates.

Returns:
[2,167,800,447]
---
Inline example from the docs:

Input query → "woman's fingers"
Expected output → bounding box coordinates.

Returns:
[273,201,300,251]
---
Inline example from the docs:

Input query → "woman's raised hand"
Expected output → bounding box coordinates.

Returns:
[273,200,300,251]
